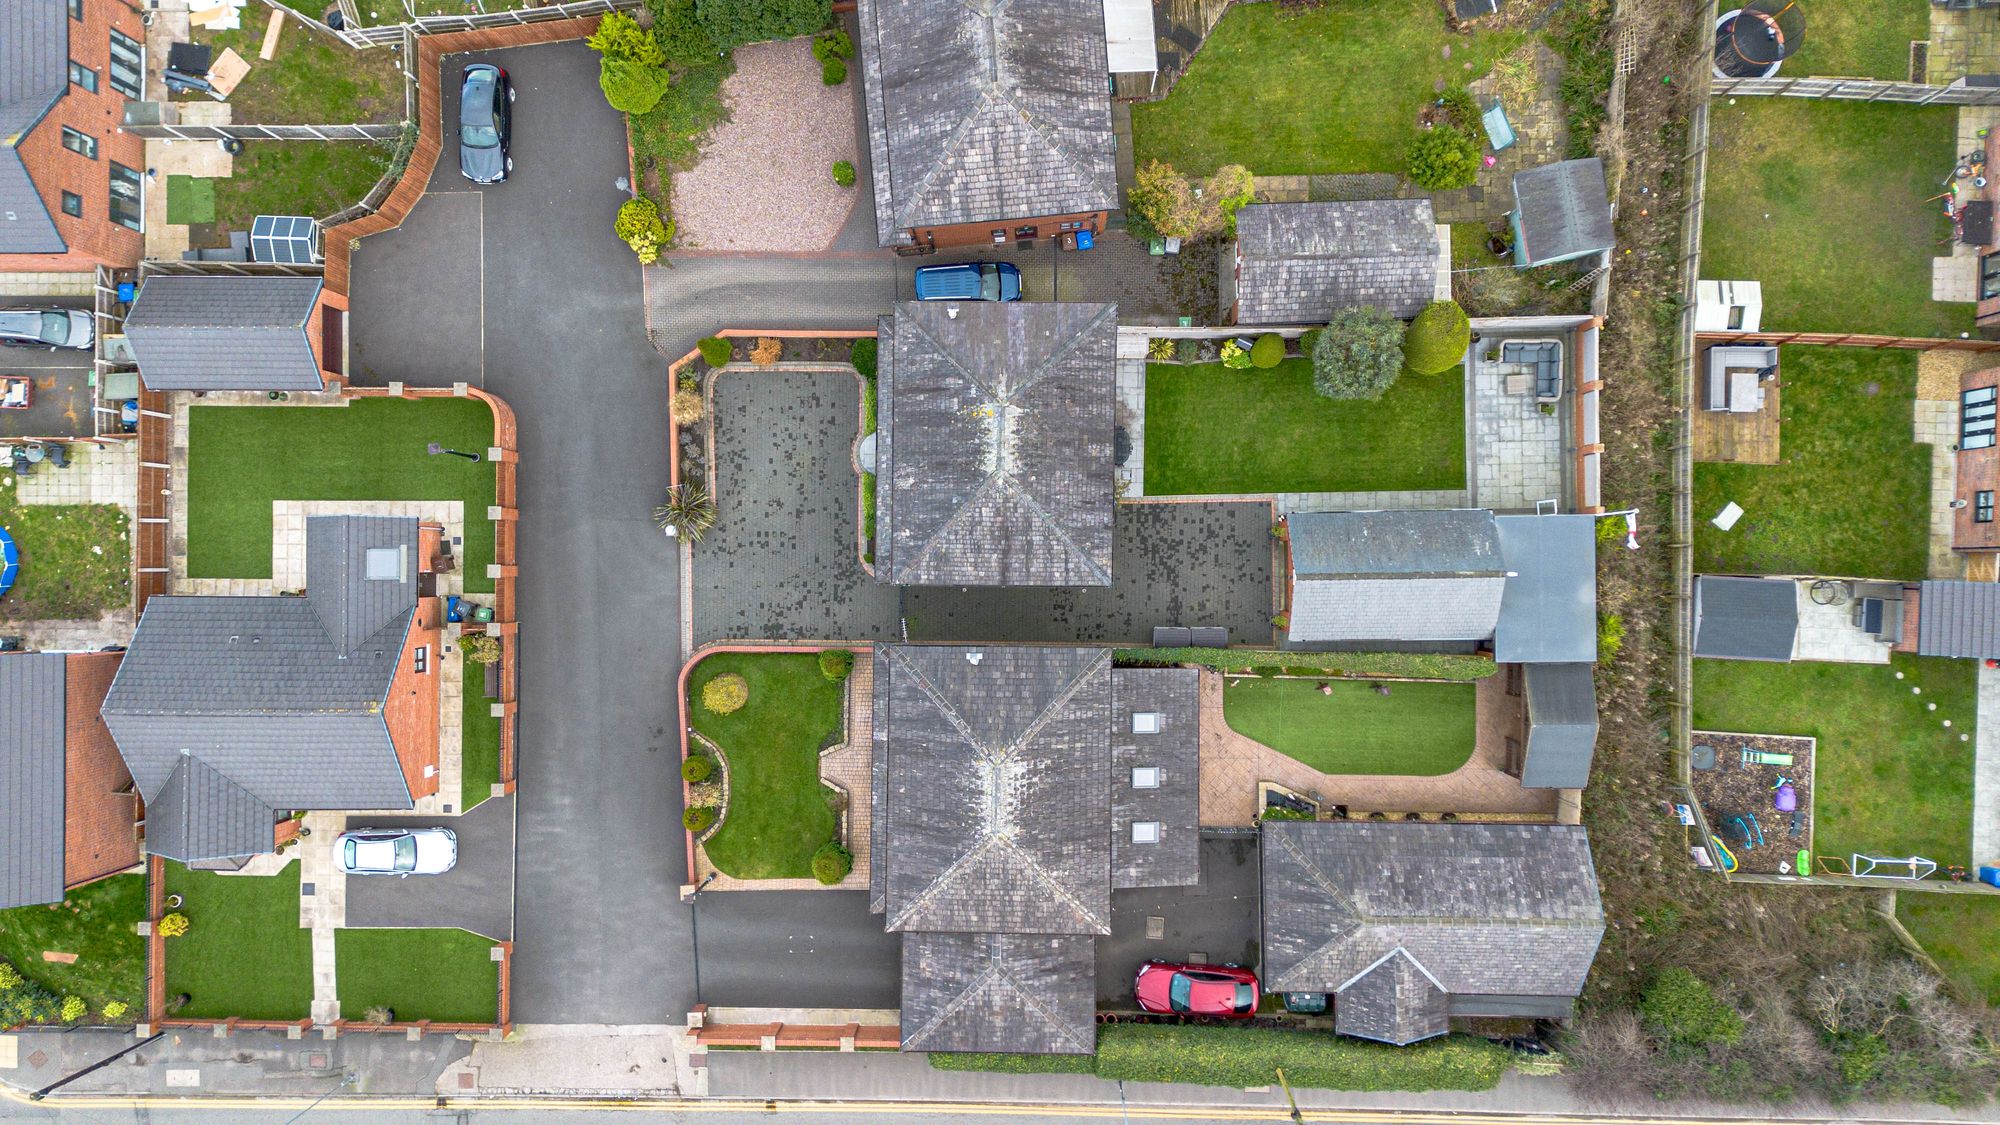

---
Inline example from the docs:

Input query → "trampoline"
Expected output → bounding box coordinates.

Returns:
[1714,0,1805,79]
[0,526,17,598]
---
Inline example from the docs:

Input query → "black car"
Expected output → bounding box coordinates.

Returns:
[458,63,512,184]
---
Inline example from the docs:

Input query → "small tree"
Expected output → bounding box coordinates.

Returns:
[655,482,718,542]
[157,912,190,938]
[1127,161,1258,242]
[697,336,733,367]
[819,648,855,681]
[459,633,502,665]
[1408,125,1482,191]
[599,57,672,113]
[701,672,749,714]
[1249,333,1285,369]
[684,806,717,833]
[1310,307,1405,400]
[811,841,854,885]
[588,11,667,65]
[1403,299,1471,375]
[682,754,715,782]
[831,160,856,188]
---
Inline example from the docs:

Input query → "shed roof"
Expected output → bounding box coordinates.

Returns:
[1109,667,1200,890]
[1692,576,1798,661]
[1521,662,1598,789]
[900,932,1097,1054]
[0,654,68,909]
[1917,580,2000,659]
[855,0,1117,245]
[1286,510,1506,644]
[124,275,325,392]
[1231,201,1441,324]
[1494,514,1597,664]
[0,2,69,254]
[876,302,1117,587]
[1512,158,1614,266]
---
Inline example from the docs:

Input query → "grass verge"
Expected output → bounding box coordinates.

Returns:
[1222,677,1477,776]
[0,475,130,621]
[162,864,314,1020]
[688,651,843,880]
[335,928,499,1024]
[0,874,146,1017]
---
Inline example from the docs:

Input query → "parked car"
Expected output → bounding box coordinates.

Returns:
[0,307,92,350]
[913,261,1021,302]
[1134,961,1260,1018]
[336,827,458,876]
[457,63,513,184]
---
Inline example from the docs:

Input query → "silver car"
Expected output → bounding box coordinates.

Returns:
[336,827,458,877]
[0,307,92,350]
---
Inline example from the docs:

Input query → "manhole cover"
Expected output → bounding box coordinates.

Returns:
[300,882,315,897]
[26,1049,48,1069]
[308,1052,329,1069]
[1145,916,1165,940]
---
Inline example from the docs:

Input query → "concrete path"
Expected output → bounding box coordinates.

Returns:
[1975,662,2000,865]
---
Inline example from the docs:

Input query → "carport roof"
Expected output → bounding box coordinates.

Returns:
[900,931,1097,1054]
[0,654,67,909]
[124,275,326,392]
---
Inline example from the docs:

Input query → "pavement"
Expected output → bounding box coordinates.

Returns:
[1096,832,1262,1007]
[342,795,518,941]
[0,295,100,441]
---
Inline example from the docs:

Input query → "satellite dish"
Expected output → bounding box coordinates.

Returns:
[1714,0,1807,78]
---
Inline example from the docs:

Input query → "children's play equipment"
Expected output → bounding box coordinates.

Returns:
[1714,0,1806,79]
[1850,854,1938,881]
[0,527,17,598]
[1710,835,1739,873]
[1741,747,1792,767]
[1725,813,1765,848]
[1772,779,1797,812]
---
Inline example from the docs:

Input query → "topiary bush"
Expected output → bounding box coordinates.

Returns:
[849,337,878,378]
[819,648,855,681]
[1407,125,1482,191]
[157,912,190,938]
[811,841,853,885]
[600,57,672,113]
[820,56,847,85]
[697,336,733,367]
[1403,299,1471,375]
[684,806,717,833]
[1310,306,1405,401]
[1249,333,1285,369]
[700,671,749,714]
[831,159,856,188]
[682,753,715,783]
[614,197,671,263]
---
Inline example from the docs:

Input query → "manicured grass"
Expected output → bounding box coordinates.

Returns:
[1131,0,1521,175]
[166,175,215,224]
[1783,0,1928,81]
[688,651,843,880]
[1223,677,1477,776]
[462,675,502,813]
[1693,654,1977,866]
[1899,893,2000,1005]
[1693,347,1930,581]
[188,5,404,123]
[1143,360,1465,496]
[162,864,314,1020]
[0,476,131,621]
[185,398,497,592]
[1097,1025,1509,1090]
[335,928,499,1024]
[0,874,146,1016]
[1701,100,1970,339]
[209,142,388,234]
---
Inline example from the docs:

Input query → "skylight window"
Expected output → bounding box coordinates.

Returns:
[364,547,403,581]
[1131,821,1162,844]
[1131,712,1162,734]
[1131,766,1161,789]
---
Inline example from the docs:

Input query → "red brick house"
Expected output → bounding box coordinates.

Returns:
[1,651,142,909]
[1,1,148,271]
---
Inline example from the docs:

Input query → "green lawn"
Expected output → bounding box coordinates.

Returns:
[166,175,215,224]
[0,476,130,622]
[462,677,502,813]
[1783,0,1928,81]
[1223,677,1477,776]
[1143,360,1465,496]
[210,142,388,235]
[1899,893,2000,1005]
[1693,347,1930,581]
[1701,99,1970,339]
[187,5,403,123]
[163,865,314,1020]
[688,651,843,880]
[335,928,499,1024]
[0,874,146,1017]
[185,398,497,592]
[1693,655,1977,867]
[1132,0,1521,175]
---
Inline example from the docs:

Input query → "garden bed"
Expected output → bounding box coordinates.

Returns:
[0,874,146,1022]
[1222,676,1477,776]
[685,650,844,880]
[1688,730,1814,875]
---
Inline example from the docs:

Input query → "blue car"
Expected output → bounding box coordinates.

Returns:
[913,261,1021,302]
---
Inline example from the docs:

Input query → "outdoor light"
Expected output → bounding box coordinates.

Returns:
[427,442,481,463]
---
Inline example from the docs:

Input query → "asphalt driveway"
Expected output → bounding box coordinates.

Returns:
[1097,832,1262,1007]
[1,295,100,440]
[343,795,516,941]
[692,891,901,1009]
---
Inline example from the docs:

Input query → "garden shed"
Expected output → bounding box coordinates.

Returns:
[1520,662,1599,789]
[1284,509,1507,647]
[1223,200,1446,324]
[1691,575,1799,661]
[1509,158,1614,268]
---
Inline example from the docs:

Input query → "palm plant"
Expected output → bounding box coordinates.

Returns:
[655,483,716,543]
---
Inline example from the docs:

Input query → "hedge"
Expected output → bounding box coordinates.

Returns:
[1115,648,1496,681]
[695,0,830,50]
[1094,1025,1510,1091]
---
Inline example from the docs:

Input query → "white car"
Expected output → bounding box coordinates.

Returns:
[336,827,457,877]
[0,307,93,350]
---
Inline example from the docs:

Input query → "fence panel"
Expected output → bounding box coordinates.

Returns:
[1712,74,2000,105]
[284,0,636,46]
[123,123,401,141]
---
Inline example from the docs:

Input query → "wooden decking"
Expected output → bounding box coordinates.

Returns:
[1692,380,1782,464]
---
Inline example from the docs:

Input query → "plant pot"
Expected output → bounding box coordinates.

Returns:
[165,894,183,910]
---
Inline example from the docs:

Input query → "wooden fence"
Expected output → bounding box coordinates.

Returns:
[321,0,637,47]
[1695,330,2000,353]
[1711,75,2000,105]
[123,123,401,141]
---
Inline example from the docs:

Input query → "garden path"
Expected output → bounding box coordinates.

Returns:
[1974,663,2000,866]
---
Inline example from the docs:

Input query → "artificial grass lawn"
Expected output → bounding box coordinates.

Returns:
[188,5,403,124]
[1701,100,1970,339]
[1143,360,1464,496]
[1692,347,1930,581]
[163,864,314,1020]
[1899,893,2000,1005]
[0,475,131,621]
[210,142,388,235]
[0,874,146,1016]
[185,398,497,592]
[1782,0,1928,81]
[1223,678,1477,776]
[335,928,499,1024]
[166,175,215,224]
[462,677,502,813]
[1131,0,1521,176]
[688,652,842,880]
[1693,654,1977,867]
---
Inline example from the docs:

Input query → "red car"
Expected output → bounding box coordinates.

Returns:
[1134,961,1260,1018]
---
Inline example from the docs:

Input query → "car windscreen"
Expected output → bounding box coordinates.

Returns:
[1168,974,1191,1013]
[1233,984,1255,1012]
[39,312,68,344]
[343,839,358,867]
[394,836,418,871]
[980,264,1000,302]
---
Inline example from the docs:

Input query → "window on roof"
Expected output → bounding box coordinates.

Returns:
[1131,821,1161,844]
[365,546,403,581]
[110,30,144,98]
[61,191,82,218]
[62,127,97,160]
[1131,766,1161,789]
[1131,711,1162,734]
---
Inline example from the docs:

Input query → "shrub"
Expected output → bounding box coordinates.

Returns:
[682,753,715,783]
[1596,516,1626,546]
[1095,1025,1510,1091]
[0,962,23,991]
[588,10,668,65]
[1639,968,1744,1048]
[1128,161,1258,242]
[1437,86,1480,131]
[649,0,718,67]
[1145,337,1175,361]
[1407,125,1482,191]
[831,159,856,188]
[157,912,190,938]
[1173,338,1202,363]
[1598,612,1625,662]
[688,780,723,807]
[1219,339,1252,370]
[0,981,58,1026]
[60,996,86,1023]
[1298,327,1322,356]
[1403,300,1471,375]
[695,0,830,51]
[684,806,717,833]
[1249,333,1285,369]
[820,56,847,85]
[655,482,717,542]
[819,647,855,681]
[364,1005,395,1024]
[671,386,705,425]
[101,1000,129,1022]
[459,633,501,665]
[1310,306,1405,400]
[1259,805,1314,822]
[811,841,853,885]
[812,28,853,61]
[600,57,672,113]
[1115,647,1496,681]
[700,671,749,714]
[1208,163,1255,237]
[697,336,733,367]
[848,337,878,378]
[750,337,783,365]
[614,197,671,263]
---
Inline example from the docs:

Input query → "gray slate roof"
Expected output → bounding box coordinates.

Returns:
[1493,514,1597,664]
[1335,950,1450,1045]
[1260,821,1604,1042]
[856,0,1117,246]
[1513,158,1614,266]
[1521,662,1598,790]
[0,654,67,909]
[876,302,1117,587]
[1692,575,1798,661]
[1287,510,1506,645]
[0,2,69,255]
[1917,580,2000,659]
[874,644,1113,934]
[124,275,325,391]
[143,753,276,864]
[1109,668,1200,890]
[900,932,1098,1054]
[1230,200,1441,324]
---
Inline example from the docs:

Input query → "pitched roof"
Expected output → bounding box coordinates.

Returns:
[143,753,276,864]
[1521,662,1598,789]
[0,654,68,909]
[876,302,1117,587]
[1335,949,1450,1045]
[1494,514,1597,664]
[856,0,1117,245]
[1917,580,2000,659]
[875,644,1113,934]
[1692,575,1798,661]
[124,275,325,392]
[1286,510,1507,644]
[1109,667,1200,889]
[0,150,63,255]
[900,932,1097,1054]
[0,2,70,255]
[1512,158,1614,266]
[1230,200,1441,323]
[1260,821,1604,1033]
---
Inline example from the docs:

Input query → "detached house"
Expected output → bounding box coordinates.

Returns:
[101,516,443,865]
[122,274,346,392]
[1,651,139,909]
[855,0,1118,250]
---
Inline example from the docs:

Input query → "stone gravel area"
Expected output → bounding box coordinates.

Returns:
[672,37,860,253]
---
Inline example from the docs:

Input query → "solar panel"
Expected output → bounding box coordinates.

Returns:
[250,214,321,265]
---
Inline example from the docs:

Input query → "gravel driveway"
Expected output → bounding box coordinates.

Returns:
[672,37,860,252]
